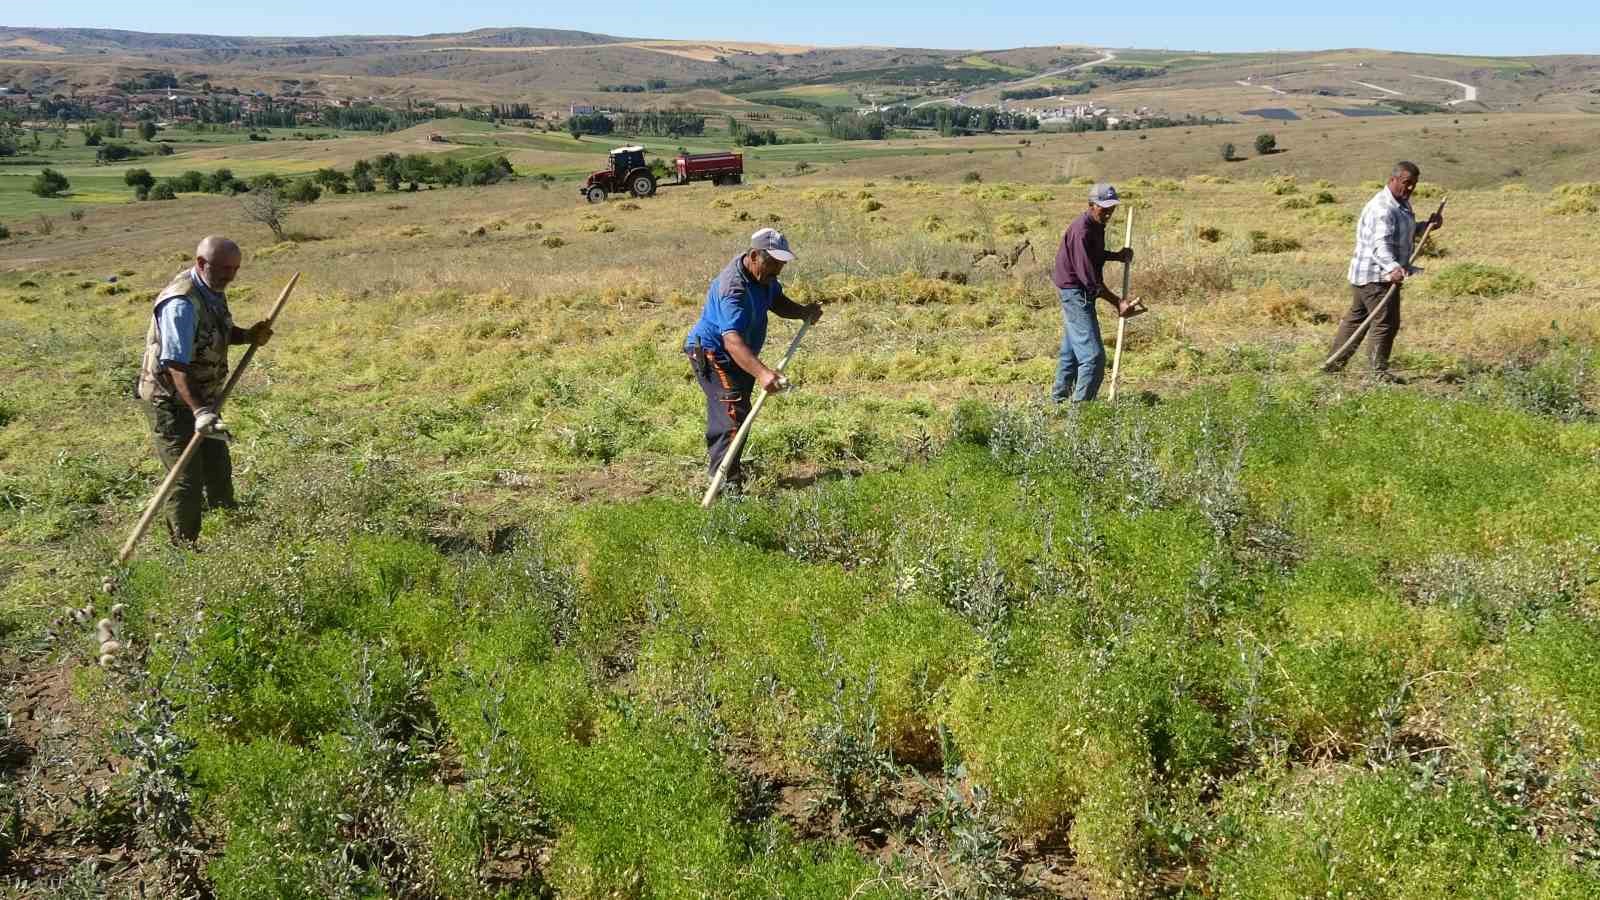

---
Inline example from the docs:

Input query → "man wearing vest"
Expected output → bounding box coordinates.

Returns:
[684,228,822,489]
[134,236,272,544]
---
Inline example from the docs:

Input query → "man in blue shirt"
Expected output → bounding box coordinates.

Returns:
[685,228,822,487]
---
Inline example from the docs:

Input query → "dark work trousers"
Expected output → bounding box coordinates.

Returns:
[143,398,236,543]
[1326,282,1401,372]
[689,349,755,485]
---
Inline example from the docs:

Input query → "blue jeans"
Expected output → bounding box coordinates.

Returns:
[1052,288,1105,402]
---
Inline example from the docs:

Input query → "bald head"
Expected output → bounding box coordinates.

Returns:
[194,235,241,291]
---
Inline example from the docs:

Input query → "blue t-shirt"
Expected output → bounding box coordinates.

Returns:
[684,254,783,361]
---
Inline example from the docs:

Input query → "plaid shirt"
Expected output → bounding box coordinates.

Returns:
[1347,187,1416,286]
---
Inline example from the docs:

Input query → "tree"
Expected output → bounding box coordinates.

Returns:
[1220,142,1237,161]
[352,171,376,192]
[1254,133,1277,155]
[148,182,177,201]
[284,179,321,203]
[248,173,285,192]
[565,113,613,136]
[124,168,155,191]
[139,120,158,141]
[438,158,467,187]
[83,125,102,147]
[203,168,241,194]
[371,153,400,184]
[312,168,350,193]
[96,143,140,163]
[31,168,69,197]
[240,187,291,240]
[397,154,435,189]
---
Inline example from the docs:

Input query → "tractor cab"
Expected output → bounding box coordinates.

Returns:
[609,146,646,178]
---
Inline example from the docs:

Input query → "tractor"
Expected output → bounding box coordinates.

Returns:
[580,145,656,203]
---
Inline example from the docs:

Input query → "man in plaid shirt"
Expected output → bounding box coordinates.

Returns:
[1325,161,1444,377]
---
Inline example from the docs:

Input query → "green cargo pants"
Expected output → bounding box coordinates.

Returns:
[143,399,235,543]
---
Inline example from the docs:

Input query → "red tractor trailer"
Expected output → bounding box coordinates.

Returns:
[674,151,743,186]
[581,146,743,203]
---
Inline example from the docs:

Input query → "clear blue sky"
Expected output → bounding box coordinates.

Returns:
[13,2,1596,56]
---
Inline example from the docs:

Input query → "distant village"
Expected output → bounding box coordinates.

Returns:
[0,76,546,132]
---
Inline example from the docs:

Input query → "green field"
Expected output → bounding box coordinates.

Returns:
[746,84,864,109]
[0,126,373,219]
[2,141,1599,895]
[957,55,1033,76]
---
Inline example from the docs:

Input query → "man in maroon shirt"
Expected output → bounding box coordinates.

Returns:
[1050,183,1143,402]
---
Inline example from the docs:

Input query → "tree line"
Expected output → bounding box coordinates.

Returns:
[1001,83,1096,101]
[881,105,1041,134]
[567,112,709,138]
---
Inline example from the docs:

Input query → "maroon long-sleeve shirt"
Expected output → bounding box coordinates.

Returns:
[1052,211,1107,296]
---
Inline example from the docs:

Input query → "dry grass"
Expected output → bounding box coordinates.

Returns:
[3,173,1596,509]
[1546,195,1598,216]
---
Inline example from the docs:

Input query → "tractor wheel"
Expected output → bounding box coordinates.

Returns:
[630,172,657,198]
[728,173,742,185]
[585,186,606,204]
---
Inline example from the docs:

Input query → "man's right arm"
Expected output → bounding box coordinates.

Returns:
[721,331,783,393]
[166,366,212,413]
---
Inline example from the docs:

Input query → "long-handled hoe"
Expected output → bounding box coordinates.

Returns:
[1107,206,1142,402]
[117,272,300,564]
[701,320,812,507]
[1321,198,1447,373]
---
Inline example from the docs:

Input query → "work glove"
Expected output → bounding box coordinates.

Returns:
[193,407,232,443]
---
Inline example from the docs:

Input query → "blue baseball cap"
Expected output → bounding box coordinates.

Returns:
[1089,183,1120,207]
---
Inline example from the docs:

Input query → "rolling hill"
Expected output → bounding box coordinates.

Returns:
[2,25,1597,120]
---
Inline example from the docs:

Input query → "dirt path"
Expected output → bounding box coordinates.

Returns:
[1235,78,1288,96]
[1352,80,1403,96]
[1409,73,1478,105]
[2,652,151,890]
